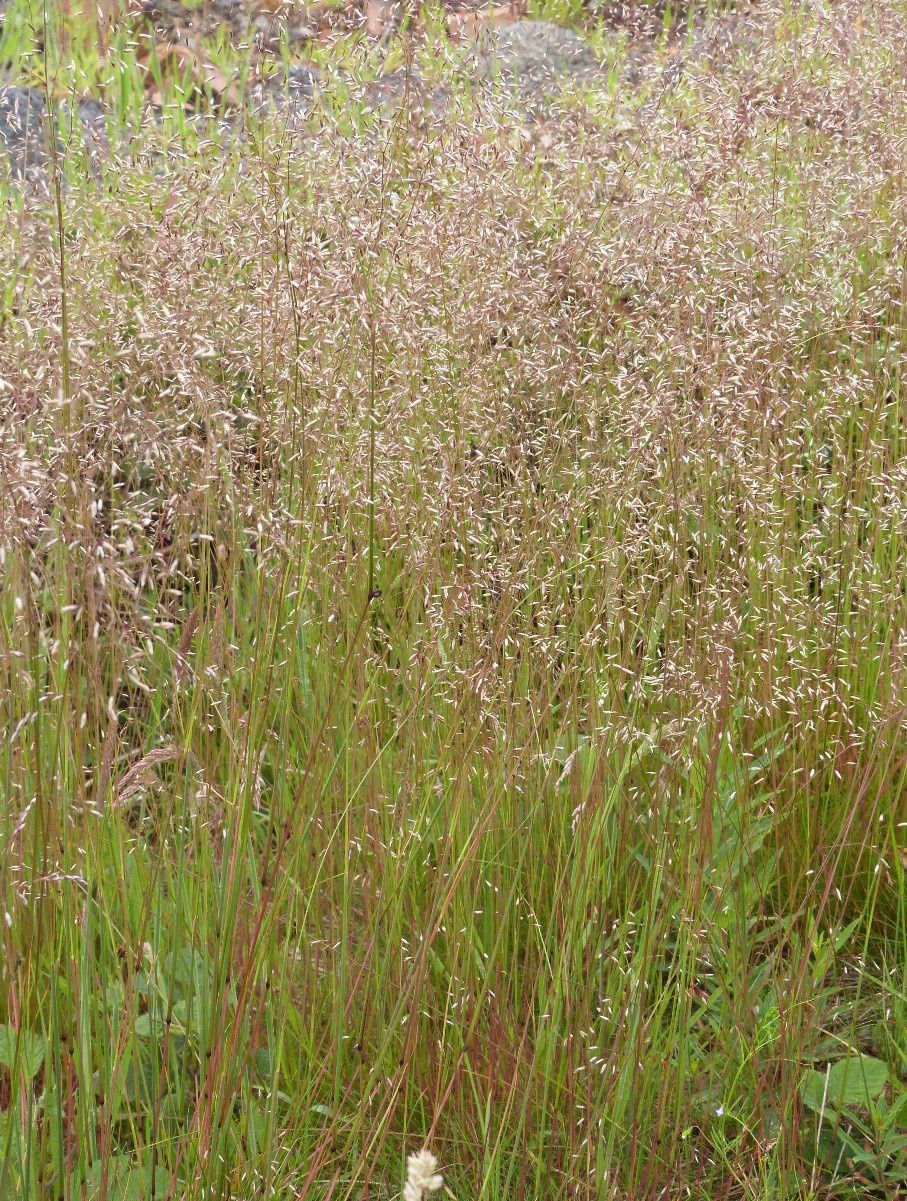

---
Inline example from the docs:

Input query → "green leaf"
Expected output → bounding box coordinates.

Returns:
[163,947,210,1006]
[255,1046,272,1081]
[805,1122,869,1181]
[0,1025,45,1080]
[833,917,862,952]
[83,1155,167,1200]
[800,1054,889,1113]
[133,1013,154,1038]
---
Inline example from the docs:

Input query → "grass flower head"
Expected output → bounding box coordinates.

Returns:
[403,1149,443,1201]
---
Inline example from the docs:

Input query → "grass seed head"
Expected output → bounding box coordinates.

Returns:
[404,1149,443,1201]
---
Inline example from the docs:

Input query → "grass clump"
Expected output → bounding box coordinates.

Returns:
[3,2,907,1197]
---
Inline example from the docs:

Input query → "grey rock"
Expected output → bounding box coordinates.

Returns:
[0,84,112,192]
[323,21,606,123]
[253,62,319,118]
[0,86,48,184]
[68,98,110,178]
[476,20,605,98]
[363,67,449,117]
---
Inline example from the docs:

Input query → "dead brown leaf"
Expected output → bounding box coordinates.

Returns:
[136,40,241,109]
[255,0,326,16]
[363,0,392,37]
[89,0,120,53]
[447,0,523,38]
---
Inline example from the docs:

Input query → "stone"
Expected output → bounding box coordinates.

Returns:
[475,20,606,98]
[0,86,48,185]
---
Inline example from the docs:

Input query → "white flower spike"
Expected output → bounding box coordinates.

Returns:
[403,1149,443,1201]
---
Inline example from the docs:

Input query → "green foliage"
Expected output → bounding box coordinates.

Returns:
[800,1055,890,1115]
[0,1027,45,1080]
